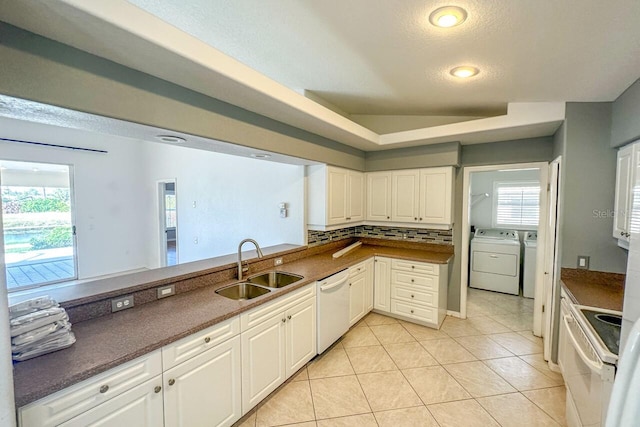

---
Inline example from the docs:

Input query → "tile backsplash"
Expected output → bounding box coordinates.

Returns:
[307,225,453,247]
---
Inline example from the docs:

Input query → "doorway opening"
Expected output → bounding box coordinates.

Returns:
[159,180,178,267]
[1,160,77,290]
[460,162,551,343]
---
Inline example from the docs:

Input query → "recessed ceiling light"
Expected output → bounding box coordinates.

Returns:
[32,168,39,172]
[251,153,271,159]
[450,66,480,78]
[156,135,186,144]
[429,6,467,28]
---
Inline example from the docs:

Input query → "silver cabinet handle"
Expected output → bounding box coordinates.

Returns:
[168,379,175,386]
[204,337,211,344]
[621,231,625,236]
[489,254,498,258]
[99,385,109,394]
[154,386,162,394]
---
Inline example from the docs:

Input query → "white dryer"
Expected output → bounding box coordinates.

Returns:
[522,231,537,298]
[470,228,521,295]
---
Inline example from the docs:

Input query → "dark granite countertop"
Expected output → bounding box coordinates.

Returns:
[561,268,625,312]
[13,242,453,407]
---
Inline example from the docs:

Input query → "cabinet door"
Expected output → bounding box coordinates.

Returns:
[241,313,286,412]
[392,170,420,222]
[419,167,453,225]
[614,145,633,241]
[374,257,391,312]
[285,297,317,378]
[327,168,348,225]
[60,377,164,427]
[164,336,242,427]
[366,172,392,221]
[349,273,367,326]
[347,171,365,222]
[365,258,375,312]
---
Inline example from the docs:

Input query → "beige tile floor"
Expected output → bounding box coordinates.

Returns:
[236,288,566,427]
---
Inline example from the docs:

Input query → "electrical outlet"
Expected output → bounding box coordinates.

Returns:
[577,255,590,270]
[157,284,175,299]
[274,257,283,266]
[111,295,134,312]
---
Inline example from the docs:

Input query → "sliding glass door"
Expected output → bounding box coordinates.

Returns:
[1,160,77,290]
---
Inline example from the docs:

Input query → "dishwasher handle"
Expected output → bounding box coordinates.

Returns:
[319,270,349,292]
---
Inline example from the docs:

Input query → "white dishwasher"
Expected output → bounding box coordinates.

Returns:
[317,269,350,354]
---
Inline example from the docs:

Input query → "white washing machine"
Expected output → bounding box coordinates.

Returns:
[523,231,537,299]
[470,228,521,295]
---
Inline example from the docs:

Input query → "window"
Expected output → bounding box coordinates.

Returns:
[492,181,540,229]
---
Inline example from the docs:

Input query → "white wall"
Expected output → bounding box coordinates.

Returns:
[0,118,152,279]
[470,169,540,229]
[144,143,305,266]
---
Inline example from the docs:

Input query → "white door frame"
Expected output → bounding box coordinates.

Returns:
[543,157,562,360]
[157,179,178,267]
[460,162,550,338]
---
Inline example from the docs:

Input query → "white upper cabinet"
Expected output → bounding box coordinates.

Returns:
[392,170,420,222]
[366,172,392,221]
[307,165,365,229]
[419,167,454,225]
[614,143,635,245]
[347,170,365,222]
[310,165,454,229]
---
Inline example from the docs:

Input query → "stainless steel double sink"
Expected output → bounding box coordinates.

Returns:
[215,271,304,301]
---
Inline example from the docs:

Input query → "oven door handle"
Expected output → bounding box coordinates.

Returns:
[563,314,603,374]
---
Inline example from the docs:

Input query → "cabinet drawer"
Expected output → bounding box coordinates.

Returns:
[391,284,436,307]
[390,300,437,324]
[391,259,438,276]
[19,350,162,427]
[391,270,437,292]
[162,316,240,370]
[241,284,315,331]
[349,261,367,277]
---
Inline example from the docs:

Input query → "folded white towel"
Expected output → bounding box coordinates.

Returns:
[12,331,76,362]
[9,296,58,319]
[11,320,71,347]
[10,307,68,337]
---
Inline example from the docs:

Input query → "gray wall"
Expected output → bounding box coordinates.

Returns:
[365,142,460,171]
[560,103,627,274]
[611,79,640,148]
[0,23,365,170]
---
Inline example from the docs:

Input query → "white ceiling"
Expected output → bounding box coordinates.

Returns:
[129,0,640,115]
[0,1,637,151]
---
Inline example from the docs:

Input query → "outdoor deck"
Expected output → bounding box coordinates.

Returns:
[6,257,74,289]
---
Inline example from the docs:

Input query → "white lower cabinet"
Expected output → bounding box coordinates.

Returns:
[348,259,374,326]
[241,285,316,414]
[164,335,242,427]
[375,259,448,329]
[19,350,163,427]
[373,257,392,312]
[59,377,164,427]
[19,318,243,427]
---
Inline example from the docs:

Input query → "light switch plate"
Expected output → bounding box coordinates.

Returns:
[577,255,590,270]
